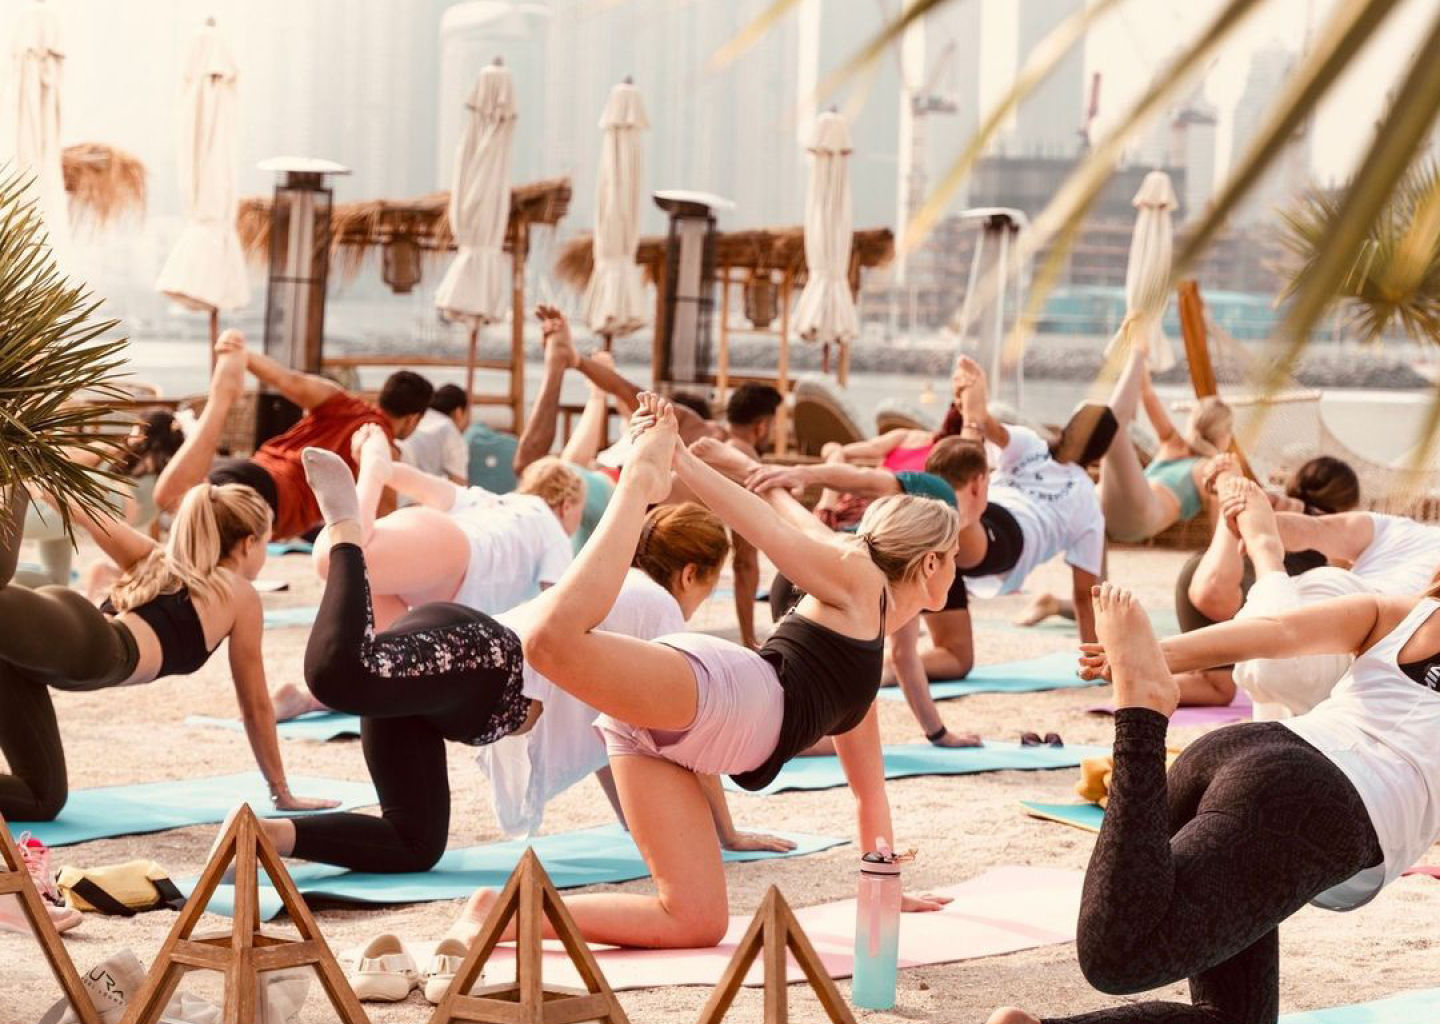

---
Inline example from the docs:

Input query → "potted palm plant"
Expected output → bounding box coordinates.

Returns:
[0,168,128,578]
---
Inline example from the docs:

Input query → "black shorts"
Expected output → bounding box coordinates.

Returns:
[207,458,280,521]
[944,503,1025,611]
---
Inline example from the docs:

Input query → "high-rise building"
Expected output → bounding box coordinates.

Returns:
[1171,95,1218,222]
[1014,0,1085,158]
[1231,42,1312,225]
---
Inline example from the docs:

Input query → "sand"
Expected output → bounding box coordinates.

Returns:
[3,541,1437,1023]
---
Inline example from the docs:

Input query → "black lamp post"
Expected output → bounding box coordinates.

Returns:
[256,156,350,444]
[653,190,732,389]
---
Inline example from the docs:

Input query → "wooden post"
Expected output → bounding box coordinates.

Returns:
[117,804,368,1024]
[774,271,793,456]
[0,814,100,1024]
[510,222,529,435]
[694,887,855,1024]
[466,321,481,402]
[1176,279,1256,479]
[427,849,629,1024]
[209,307,220,373]
[652,256,668,393]
[717,268,731,406]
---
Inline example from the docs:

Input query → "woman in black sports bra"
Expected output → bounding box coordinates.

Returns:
[423,395,960,952]
[0,483,335,826]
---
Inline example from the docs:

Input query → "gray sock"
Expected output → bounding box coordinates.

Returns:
[300,448,359,527]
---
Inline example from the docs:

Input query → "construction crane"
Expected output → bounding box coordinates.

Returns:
[1077,71,1101,153]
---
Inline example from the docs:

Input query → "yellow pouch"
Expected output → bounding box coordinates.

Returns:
[56,860,184,915]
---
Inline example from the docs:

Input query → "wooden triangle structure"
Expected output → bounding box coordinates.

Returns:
[427,848,629,1024]
[695,887,856,1024]
[117,803,368,1024]
[0,812,101,1024]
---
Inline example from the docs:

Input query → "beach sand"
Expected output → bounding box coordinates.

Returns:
[3,542,1436,1023]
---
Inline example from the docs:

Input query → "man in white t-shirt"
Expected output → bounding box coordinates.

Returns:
[399,383,470,485]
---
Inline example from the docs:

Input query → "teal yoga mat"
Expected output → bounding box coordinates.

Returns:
[187,711,361,741]
[726,741,1110,796]
[877,650,1099,703]
[1281,990,1440,1023]
[263,606,319,629]
[11,772,379,847]
[266,540,313,556]
[1019,800,1105,833]
[184,823,848,921]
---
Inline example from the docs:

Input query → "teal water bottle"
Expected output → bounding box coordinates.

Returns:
[852,838,902,1009]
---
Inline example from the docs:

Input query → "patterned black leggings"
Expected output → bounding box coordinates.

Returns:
[291,543,531,872]
[1044,711,1383,1024]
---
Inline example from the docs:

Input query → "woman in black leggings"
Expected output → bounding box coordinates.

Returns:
[990,581,1440,1024]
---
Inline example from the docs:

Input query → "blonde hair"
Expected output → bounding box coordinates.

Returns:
[516,457,585,511]
[109,484,271,612]
[1185,397,1233,457]
[633,503,731,590]
[854,494,960,586]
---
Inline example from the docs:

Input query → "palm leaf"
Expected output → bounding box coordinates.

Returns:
[0,165,128,539]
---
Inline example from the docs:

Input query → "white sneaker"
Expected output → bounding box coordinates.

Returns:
[422,937,483,1005]
[347,934,418,1002]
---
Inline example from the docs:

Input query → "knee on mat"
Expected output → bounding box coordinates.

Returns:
[668,900,729,948]
[15,787,67,824]
[1076,932,1161,995]
[392,833,447,874]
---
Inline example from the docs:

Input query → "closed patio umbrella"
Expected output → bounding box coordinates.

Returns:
[435,60,517,326]
[8,2,68,263]
[155,20,248,338]
[792,111,859,352]
[1104,170,1179,373]
[582,79,649,341]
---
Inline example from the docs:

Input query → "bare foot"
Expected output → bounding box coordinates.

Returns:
[627,394,679,504]
[272,683,327,721]
[1014,592,1062,627]
[1093,582,1178,716]
[536,304,579,368]
[690,436,758,482]
[986,1008,1041,1024]
[445,888,501,946]
[210,335,248,407]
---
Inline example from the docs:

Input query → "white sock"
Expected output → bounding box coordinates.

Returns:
[301,448,360,527]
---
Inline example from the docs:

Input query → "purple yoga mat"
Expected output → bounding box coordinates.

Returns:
[1087,691,1254,728]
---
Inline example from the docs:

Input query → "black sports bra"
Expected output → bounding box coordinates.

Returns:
[1399,654,1440,694]
[101,588,217,679]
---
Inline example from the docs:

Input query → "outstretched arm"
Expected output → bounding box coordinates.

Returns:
[37,488,156,572]
[243,347,343,412]
[829,429,912,464]
[1149,593,1383,674]
[695,774,796,853]
[745,462,902,501]
[576,353,713,444]
[515,305,576,473]
[1273,510,1375,564]
[1139,364,1180,445]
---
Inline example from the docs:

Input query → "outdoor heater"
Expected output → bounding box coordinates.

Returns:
[653,190,732,389]
[952,207,1030,412]
[255,156,350,444]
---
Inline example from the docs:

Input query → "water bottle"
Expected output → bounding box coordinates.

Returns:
[852,838,902,1010]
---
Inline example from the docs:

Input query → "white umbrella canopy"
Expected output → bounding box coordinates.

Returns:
[155,22,249,314]
[1104,169,1179,373]
[435,62,517,326]
[793,111,858,345]
[7,3,68,263]
[582,80,649,339]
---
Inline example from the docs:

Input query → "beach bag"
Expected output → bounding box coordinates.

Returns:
[56,859,185,916]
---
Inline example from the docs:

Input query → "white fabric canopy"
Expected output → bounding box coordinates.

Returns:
[7,4,68,264]
[792,111,858,345]
[582,81,649,338]
[155,23,249,313]
[1104,170,1178,373]
[435,63,517,326]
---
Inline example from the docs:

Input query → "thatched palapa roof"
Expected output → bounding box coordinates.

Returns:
[62,143,147,226]
[554,226,894,291]
[236,177,571,280]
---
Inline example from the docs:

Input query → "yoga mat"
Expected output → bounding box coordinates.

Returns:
[1019,800,1104,833]
[1087,690,1254,728]
[262,605,319,629]
[254,579,290,593]
[1001,608,1181,638]
[1402,864,1440,880]
[266,540,313,556]
[1281,990,1440,1023]
[342,865,1083,991]
[11,772,379,847]
[186,823,848,921]
[877,650,1100,703]
[187,711,362,742]
[727,740,1110,795]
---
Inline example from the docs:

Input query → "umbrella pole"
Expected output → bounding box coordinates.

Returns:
[466,321,480,400]
[209,307,219,370]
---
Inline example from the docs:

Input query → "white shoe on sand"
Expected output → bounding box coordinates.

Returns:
[348,934,418,1002]
[422,936,483,1005]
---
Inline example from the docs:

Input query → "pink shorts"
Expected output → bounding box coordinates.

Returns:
[596,633,783,776]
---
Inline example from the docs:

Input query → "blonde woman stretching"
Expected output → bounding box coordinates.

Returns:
[1101,344,1232,542]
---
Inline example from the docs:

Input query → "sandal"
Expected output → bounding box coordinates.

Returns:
[423,936,484,1005]
[1021,731,1065,748]
[348,934,418,1002]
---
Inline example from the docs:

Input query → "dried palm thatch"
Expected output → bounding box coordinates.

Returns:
[235,178,571,282]
[61,142,147,228]
[553,226,894,292]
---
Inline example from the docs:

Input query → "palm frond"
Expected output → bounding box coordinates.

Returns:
[0,166,128,539]
[710,0,805,71]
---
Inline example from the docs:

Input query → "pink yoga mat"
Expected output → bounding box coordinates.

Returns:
[355,866,1082,992]
[1087,691,1254,728]
[1403,864,1440,879]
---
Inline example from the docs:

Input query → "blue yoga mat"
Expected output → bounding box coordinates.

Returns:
[267,540,314,556]
[184,823,847,921]
[11,772,379,847]
[187,711,362,742]
[726,741,1110,795]
[877,650,1099,703]
[1281,990,1440,1023]
[263,606,319,629]
[1020,800,1105,833]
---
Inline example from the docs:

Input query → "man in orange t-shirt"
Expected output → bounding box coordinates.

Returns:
[156,332,433,540]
